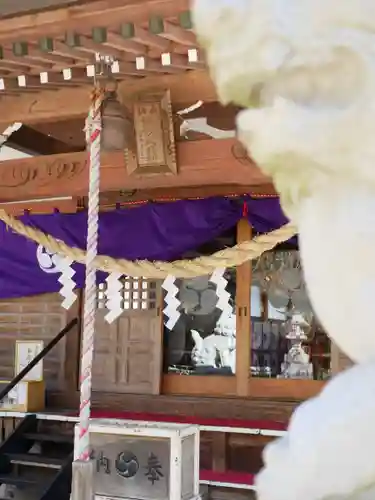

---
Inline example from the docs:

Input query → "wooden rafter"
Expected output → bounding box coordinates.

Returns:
[0,1,202,94]
[0,139,270,201]
[0,1,190,41]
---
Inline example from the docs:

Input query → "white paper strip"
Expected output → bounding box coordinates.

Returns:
[210,268,231,321]
[104,272,123,324]
[162,275,181,330]
[0,122,22,146]
[57,256,77,310]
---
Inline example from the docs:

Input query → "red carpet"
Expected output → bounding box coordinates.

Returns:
[200,469,255,485]
[87,410,287,432]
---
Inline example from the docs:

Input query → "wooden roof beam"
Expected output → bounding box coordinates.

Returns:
[8,124,83,154]
[97,185,277,209]
[0,138,270,201]
[0,198,77,215]
[0,70,216,126]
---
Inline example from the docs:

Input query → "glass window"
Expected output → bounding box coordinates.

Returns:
[163,228,237,376]
[250,250,331,380]
[163,269,236,375]
[250,285,262,318]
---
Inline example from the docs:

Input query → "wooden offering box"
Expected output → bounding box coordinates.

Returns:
[75,420,200,500]
[0,380,45,412]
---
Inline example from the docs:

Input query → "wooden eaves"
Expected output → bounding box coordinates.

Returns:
[0,0,274,209]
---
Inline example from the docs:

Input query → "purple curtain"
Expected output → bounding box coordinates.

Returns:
[0,196,289,299]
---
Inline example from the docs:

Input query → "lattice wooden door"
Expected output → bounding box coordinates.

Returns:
[91,277,162,394]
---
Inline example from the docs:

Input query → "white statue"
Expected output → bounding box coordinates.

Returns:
[193,0,375,498]
[278,321,313,380]
[191,329,218,368]
[191,310,236,373]
[214,308,236,337]
[191,329,236,373]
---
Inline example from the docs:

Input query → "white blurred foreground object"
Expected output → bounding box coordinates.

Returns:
[193,0,375,498]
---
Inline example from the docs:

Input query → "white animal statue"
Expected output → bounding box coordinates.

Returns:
[193,0,375,498]
[214,308,236,337]
[191,327,236,373]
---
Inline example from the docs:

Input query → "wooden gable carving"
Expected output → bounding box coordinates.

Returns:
[125,90,177,176]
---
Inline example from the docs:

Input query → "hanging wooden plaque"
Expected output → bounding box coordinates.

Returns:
[125,90,177,176]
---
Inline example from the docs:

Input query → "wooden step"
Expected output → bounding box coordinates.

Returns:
[24,432,73,444]
[0,475,36,486]
[5,453,65,469]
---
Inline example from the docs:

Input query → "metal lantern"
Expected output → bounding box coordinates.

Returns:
[101,80,133,151]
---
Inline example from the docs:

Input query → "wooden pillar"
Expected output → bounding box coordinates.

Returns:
[236,218,252,396]
[64,290,82,393]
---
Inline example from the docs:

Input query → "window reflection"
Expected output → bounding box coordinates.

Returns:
[250,251,331,380]
[251,319,287,377]
[163,269,236,375]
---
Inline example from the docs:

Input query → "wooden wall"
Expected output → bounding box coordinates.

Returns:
[0,277,339,423]
[0,292,79,391]
[209,487,255,500]
[200,432,269,475]
[0,288,280,489]
[0,246,353,478]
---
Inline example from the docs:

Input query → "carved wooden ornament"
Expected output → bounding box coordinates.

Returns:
[125,90,177,176]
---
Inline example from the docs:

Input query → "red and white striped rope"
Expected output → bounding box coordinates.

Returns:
[77,88,104,461]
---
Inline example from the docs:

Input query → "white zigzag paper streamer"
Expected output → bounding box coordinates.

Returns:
[210,268,231,322]
[57,257,77,310]
[162,275,181,330]
[105,272,123,324]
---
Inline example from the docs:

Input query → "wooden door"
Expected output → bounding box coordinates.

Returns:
[92,277,162,395]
